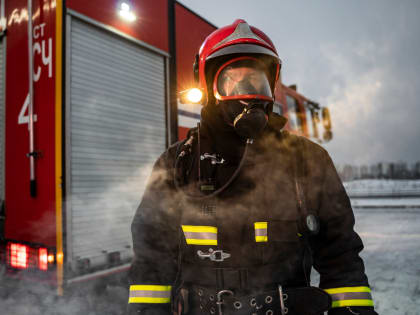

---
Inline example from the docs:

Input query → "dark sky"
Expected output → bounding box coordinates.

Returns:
[178,0,420,166]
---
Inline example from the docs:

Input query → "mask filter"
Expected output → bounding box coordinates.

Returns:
[220,100,270,140]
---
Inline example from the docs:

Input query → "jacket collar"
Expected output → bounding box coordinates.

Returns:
[199,103,288,159]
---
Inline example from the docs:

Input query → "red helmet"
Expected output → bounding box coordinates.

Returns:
[195,19,281,105]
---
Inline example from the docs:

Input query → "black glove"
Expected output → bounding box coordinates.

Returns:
[329,306,379,315]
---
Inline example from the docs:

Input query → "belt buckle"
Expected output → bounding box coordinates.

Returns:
[278,285,289,315]
[197,248,231,262]
[216,289,234,315]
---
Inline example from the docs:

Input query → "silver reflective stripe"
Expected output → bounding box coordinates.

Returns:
[212,22,270,50]
[183,232,217,240]
[255,229,267,236]
[130,290,171,298]
[331,292,373,301]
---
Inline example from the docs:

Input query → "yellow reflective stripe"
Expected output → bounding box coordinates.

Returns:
[185,239,218,245]
[254,222,268,242]
[254,222,267,230]
[130,285,171,292]
[182,225,217,233]
[129,297,171,304]
[324,286,371,294]
[325,286,374,308]
[332,300,374,308]
[55,0,64,296]
[182,225,218,245]
[129,285,172,304]
[255,235,268,242]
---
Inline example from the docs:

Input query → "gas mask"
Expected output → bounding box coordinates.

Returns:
[219,100,270,139]
[213,57,274,139]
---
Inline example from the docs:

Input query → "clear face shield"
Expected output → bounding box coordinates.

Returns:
[213,57,273,102]
[212,57,275,139]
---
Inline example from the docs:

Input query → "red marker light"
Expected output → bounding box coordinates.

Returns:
[38,248,48,271]
[8,243,29,269]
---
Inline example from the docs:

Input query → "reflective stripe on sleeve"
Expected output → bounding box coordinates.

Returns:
[254,222,268,242]
[324,286,374,308]
[128,285,172,304]
[182,225,218,245]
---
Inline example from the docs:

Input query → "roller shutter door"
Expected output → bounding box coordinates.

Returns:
[0,38,4,201]
[68,17,166,270]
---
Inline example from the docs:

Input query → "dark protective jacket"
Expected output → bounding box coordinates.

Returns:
[127,105,377,314]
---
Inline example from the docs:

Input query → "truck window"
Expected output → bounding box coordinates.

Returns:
[286,95,302,132]
[305,102,315,138]
[273,102,283,115]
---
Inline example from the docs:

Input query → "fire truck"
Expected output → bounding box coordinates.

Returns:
[0,0,332,294]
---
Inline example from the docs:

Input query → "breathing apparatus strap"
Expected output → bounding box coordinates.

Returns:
[294,136,309,220]
[292,135,316,287]
[174,125,250,200]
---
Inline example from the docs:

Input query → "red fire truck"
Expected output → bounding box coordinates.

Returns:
[0,0,332,294]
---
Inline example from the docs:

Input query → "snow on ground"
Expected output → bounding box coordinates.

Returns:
[344,179,420,196]
[311,207,420,315]
[344,179,420,190]
[350,197,420,208]
[344,179,420,207]
[0,272,129,315]
[353,208,420,315]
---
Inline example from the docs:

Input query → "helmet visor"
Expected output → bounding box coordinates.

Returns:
[215,58,273,100]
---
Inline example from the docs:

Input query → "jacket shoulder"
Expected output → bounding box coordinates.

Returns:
[154,127,198,172]
[279,133,334,182]
[155,140,184,169]
[299,135,328,157]
[281,131,329,159]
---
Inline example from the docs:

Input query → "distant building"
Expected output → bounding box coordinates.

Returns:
[378,162,391,178]
[360,165,370,179]
[394,162,409,179]
[414,162,420,178]
[341,164,354,181]
[370,164,381,178]
[338,161,419,181]
[351,165,360,179]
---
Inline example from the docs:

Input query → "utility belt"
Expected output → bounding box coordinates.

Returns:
[174,285,331,315]
[175,265,331,314]
[181,263,304,290]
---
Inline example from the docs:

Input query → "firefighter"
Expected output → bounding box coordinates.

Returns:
[127,19,379,315]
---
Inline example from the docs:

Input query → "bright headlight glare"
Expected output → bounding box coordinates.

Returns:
[119,2,136,22]
[187,88,203,103]
[121,2,130,11]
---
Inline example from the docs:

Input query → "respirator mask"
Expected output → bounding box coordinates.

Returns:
[213,57,274,139]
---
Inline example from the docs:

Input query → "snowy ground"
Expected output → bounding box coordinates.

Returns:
[350,197,420,208]
[343,179,420,197]
[344,179,420,208]
[1,207,419,315]
[354,208,420,315]
[311,207,420,315]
